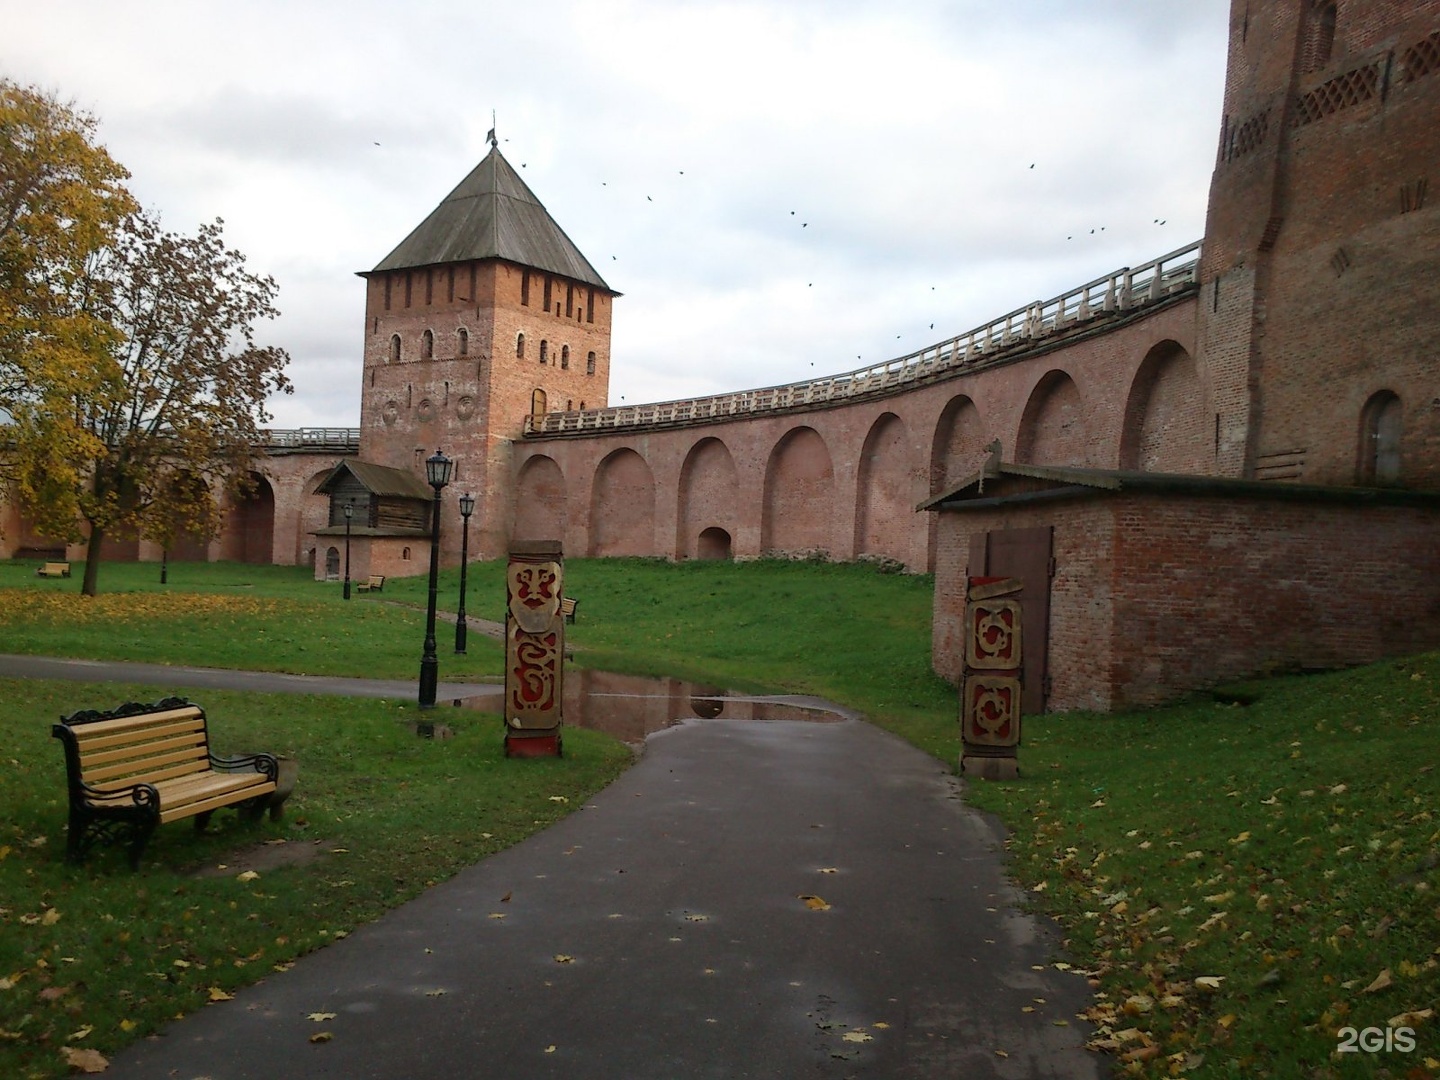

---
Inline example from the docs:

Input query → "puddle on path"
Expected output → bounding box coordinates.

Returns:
[447,669,844,743]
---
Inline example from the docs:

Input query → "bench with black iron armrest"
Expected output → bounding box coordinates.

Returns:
[356,574,385,593]
[37,562,70,578]
[51,697,278,868]
[561,596,579,623]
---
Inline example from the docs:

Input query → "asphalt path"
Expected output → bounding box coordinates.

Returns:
[8,655,1103,1078]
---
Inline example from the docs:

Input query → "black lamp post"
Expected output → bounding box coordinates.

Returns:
[418,449,453,709]
[160,548,168,585]
[342,501,354,600]
[455,492,475,654]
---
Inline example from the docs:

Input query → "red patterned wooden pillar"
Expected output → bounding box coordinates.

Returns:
[504,541,565,758]
[960,576,1022,780]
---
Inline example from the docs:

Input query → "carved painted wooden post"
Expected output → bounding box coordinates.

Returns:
[960,575,1023,780]
[504,541,565,758]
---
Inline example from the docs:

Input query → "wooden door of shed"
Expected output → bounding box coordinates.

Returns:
[968,526,1053,715]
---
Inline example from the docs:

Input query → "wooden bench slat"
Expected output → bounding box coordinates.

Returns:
[158,781,275,825]
[83,745,209,783]
[158,771,269,805]
[89,758,211,792]
[77,717,206,752]
[71,708,204,739]
[80,730,208,768]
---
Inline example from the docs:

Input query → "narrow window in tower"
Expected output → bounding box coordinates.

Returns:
[1359,390,1403,484]
[370,368,375,387]
[390,335,401,363]
[561,345,570,370]
[566,284,574,318]
[422,329,434,360]
[371,317,377,335]
[543,276,552,312]
[1303,2,1338,72]
[425,269,434,306]
[407,384,412,408]
[521,270,530,306]
[458,328,469,356]
[531,388,548,415]
[516,332,526,359]
[405,273,412,308]
[448,267,455,303]
[384,276,392,311]
[469,263,477,303]
[586,351,597,376]
[579,400,586,410]
[587,288,595,323]
[540,340,548,365]
[444,381,449,404]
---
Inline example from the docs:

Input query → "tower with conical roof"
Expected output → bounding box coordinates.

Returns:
[355,141,618,562]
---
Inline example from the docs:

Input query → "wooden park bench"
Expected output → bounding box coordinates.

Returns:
[356,574,385,593]
[36,562,70,578]
[52,698,278,868]
[561,596,579,623]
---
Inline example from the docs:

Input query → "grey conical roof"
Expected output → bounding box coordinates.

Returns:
[368,145,613,291]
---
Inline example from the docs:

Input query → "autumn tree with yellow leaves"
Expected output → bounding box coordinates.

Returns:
[1,81,291,595]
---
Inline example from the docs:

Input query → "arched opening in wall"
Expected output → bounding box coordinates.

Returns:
[677,437,739,560]
[325,546,340,580]
[539,340,548,365]
[421,330,434,360]
[402,546,411,561]
[586,352,596,375]
[697,527,733,561]
[854,412,917,566]
[561,345,570,370]
[160,471,214,562]
[1358,390,1402,484]
[516,333,525,359]
[457,328,469,356]
[1119,341,1208,473]
[762,426,835,557]
[531,388,548,416]
[1015,370,1091,467]
[590,448,656,556]
[513,455,568,544]
[222,472,276,564]
[929,396,985,495]
[389,335,401,363]
[301,468,334,565]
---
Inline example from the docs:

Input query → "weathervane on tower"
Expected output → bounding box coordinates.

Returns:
[486,110,497,149]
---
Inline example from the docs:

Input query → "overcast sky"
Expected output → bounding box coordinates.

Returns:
[5,0,1231,429]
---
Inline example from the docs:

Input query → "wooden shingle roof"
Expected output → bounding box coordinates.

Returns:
[366,144,613,292]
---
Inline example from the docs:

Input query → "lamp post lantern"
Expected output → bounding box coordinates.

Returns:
[342,501,354,600]
[455,492,475,654]
[418,450,453,709]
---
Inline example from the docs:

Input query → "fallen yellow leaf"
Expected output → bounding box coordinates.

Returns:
[41,909,60,926]
[309,1031,333,1043]
[798,895,831,911]
[236,870,260,883]
[207,987,233,1002]
[307,1012,337,1022]
[1363,969,1393,993]
[544,1045,557,1054]
[842,1032,873,1043]
[1194,976,1224,990]
[67,1025,93,1042]
[61,1047,108,1073]
[553,955,575,964]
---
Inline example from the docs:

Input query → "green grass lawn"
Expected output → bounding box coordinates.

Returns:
[2,555,1437,1078]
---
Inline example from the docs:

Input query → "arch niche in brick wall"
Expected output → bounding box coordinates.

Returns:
[513,455,568,544]
[590,448,656,556]
[677,437,739,560]
[929,395,986,495]
[854,412,915,564]
[222,472,275,564]
[762,426,834,557]
[1120,340,1209,473]
[1015,370,1091,467]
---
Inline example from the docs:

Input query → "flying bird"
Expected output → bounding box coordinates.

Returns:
[646,196,652,201]
[1029,163,1035,169]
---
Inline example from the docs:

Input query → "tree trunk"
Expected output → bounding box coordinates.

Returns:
[82,524,104,597]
